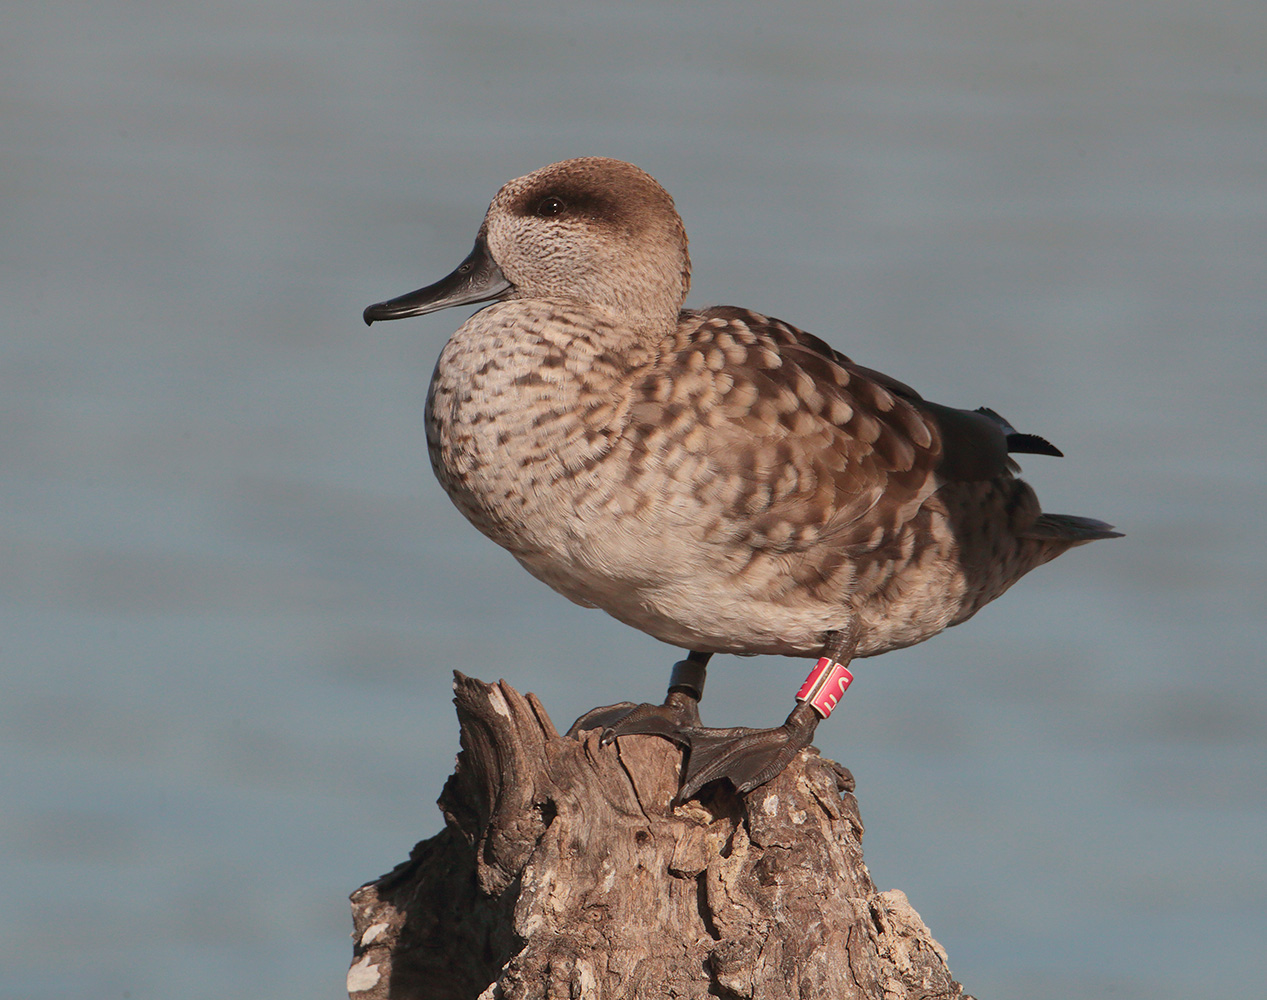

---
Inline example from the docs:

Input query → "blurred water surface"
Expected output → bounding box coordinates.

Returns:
[3,2,1265,998]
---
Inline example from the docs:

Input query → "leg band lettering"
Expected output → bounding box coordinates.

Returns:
[795,657,854,718]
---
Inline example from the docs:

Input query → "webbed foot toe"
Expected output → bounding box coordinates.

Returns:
[566,690,702,746]
[677,702,820,800]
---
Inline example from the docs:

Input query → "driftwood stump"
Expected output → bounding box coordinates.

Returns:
[348,673,972,1000]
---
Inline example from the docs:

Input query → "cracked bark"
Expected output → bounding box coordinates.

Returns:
[347,673,975,1000]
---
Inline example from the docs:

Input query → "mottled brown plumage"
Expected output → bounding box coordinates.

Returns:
[364,157,1119,797]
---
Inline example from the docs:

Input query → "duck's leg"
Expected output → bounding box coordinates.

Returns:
[565,650,711,743]
[568,628,860,800]
[675,626,859,800]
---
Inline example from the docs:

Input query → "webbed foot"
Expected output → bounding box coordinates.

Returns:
[676,701,819,800]
[565,643,856,800]
[566,689,701,746]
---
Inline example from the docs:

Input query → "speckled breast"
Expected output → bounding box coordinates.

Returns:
[421,301,980,658]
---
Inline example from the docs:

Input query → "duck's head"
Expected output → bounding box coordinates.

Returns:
[364,157,691,335]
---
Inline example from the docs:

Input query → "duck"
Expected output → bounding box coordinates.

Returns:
[364,156,1120,800]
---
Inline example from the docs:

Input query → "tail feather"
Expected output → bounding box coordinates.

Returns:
[1019,513,1123,543]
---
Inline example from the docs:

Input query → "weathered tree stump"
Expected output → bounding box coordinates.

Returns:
[347,673,973,999]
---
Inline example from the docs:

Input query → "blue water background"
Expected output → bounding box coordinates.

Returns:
[4,2,1265,997]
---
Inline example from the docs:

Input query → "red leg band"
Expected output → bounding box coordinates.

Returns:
[795,657,854,718]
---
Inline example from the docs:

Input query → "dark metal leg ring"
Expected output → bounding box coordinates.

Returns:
[668,655,708,700]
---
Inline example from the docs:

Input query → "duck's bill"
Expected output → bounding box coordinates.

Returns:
[363,237,513,325]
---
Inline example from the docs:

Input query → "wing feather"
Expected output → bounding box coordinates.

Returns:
[624,307,945,556]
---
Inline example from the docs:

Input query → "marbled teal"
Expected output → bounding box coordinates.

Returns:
[364,157,1120,798]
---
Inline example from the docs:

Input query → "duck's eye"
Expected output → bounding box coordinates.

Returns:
[536,196,566,218]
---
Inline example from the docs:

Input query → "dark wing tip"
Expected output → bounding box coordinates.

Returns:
[1005,432,1064,458]
[972,407,1064,457]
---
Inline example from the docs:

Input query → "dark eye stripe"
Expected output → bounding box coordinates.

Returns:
[536,196,565,217]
